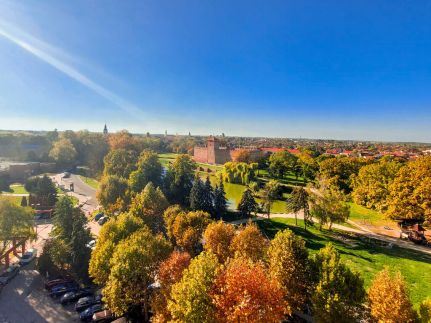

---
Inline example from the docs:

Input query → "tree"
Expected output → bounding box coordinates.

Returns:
[96,175,129,213]
[164,154,197,206]
[351,159,402,212]
[163,205,185,245]
[386,156,431,221]
[0,198,35,255]
[287,186,311,230]
[260,180,281,218]
[318,157,368,194]
[230,222,267,263]
[69,208,92,281]
[128,151,163,192]
[211,257,286,323]
[202,176,214,215]
[310,244,365,323]
[20,196,27,207]
[310,185,350,230]
[203,221,235,263]
[25,175,57,207]
[268,229,311,316]
[368,267,417,323]
[234,149,252,163]
[189,176,205,211]
[168,251,219,323]
[221,162,257,184]
[213,178,227,218]
[151,251,192,323]
[103,228,171,321]
[129,182,169,233]
[170,210,211,255]
[52,196,75,241]
[103,148,138,178]
[420,298,431,323]
[89,213,145,284]
[49,137,77,165]
[268,151,297,179]
[237,188,258,218]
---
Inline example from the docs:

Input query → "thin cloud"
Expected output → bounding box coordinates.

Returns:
[0,24,145,120]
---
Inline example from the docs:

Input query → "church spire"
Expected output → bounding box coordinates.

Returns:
[103,124,108,135]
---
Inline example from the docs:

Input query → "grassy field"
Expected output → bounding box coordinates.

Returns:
[1,183,28,194]
[0,195,24,205]
[349,203,397,232]
[257,217,431,307]
[79,176,100,190]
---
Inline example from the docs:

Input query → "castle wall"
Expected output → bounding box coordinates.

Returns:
[194,147,208,163]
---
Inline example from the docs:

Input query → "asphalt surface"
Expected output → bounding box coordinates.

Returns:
[0,173,100,323]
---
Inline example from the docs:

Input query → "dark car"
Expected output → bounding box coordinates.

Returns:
[0,265,20,286]
[75,295,102,312]
[94,212,104,221]
[60,288,93,305]
[79,303,104,322]
[49,282,79,298]
[45,278,74,291]
[97,216,109,225]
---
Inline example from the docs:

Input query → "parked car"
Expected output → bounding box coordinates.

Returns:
[86,240,96,249]
[75,295,102,312]
[49,282,79,298]
[44,278,74,291]
[92,309,114,322]
[19,248,38,265]
[98,216,109,225]
[94,212,104,221]
[63,172,71,178]
[79,304,104,321]
[0,265,20,285]
[60,288,93,305]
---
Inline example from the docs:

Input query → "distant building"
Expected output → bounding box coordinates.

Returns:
[0,162,56,180]
[103,124,108,135]
[193,136,265,165]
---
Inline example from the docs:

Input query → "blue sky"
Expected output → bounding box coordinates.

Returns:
[0,0,430,142]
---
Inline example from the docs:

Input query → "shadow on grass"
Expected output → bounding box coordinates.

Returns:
[257,219,431,265]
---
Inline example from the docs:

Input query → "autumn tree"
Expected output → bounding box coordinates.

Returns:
[310,244,365,323]
[169,210,211,255]
[203,221,235,263]
[420,298,431,323]
[89,213,145,284]
[351,159,402,212]
[0,198,35,255]
[211,257,286,323]
[103,148,138,178]
[129,182,168,233]
[286,186,311,229]
[268,229,311,316]
[151,251,192,323]
[268,150,297,179]
[96,175,129,213]
[168,251,219,323]
[103,228,171,321]
[238,188,258,218]
[230,222,267,263]
[368,267,417,323]
[386,156,431,222]
[164,154,197,206]
[234,149,252,163]
[49,137,77,166]
[309,185,350,230]
[128,150,163,192]
[163,205,185,245]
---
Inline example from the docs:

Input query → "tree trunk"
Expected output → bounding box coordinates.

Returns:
[328,221,333,231]
[295,213,298,226]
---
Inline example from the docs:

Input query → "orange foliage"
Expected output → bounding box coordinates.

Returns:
[210,258,286,323]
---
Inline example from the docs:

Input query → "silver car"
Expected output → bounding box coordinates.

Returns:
[19,248,38,265]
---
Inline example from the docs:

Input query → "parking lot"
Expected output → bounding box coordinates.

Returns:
[0,262,78,323]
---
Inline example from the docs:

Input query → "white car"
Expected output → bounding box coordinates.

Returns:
[86,240,96,250]
[19,248,37,265]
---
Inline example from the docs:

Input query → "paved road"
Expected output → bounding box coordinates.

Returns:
[0,262,78,323]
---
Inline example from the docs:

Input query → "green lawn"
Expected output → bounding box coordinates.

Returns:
[1,183,28,194]
[79,176,100,190]
[349,203,396,227]
[258,217,431,308]
[0,195,24,206]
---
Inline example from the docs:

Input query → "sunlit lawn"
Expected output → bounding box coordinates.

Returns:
[349,203,396,227]
[258,217,431,308]
[1,183,28,194]
[79,175,100,190]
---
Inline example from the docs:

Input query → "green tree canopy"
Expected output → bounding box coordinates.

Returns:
[129,182,169,233]
[237,187,258,218]
[49,137,77,165]
[103,227,171,320]
[128,150,163,192]
[96,175,129,213]
[103,148,138,178]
